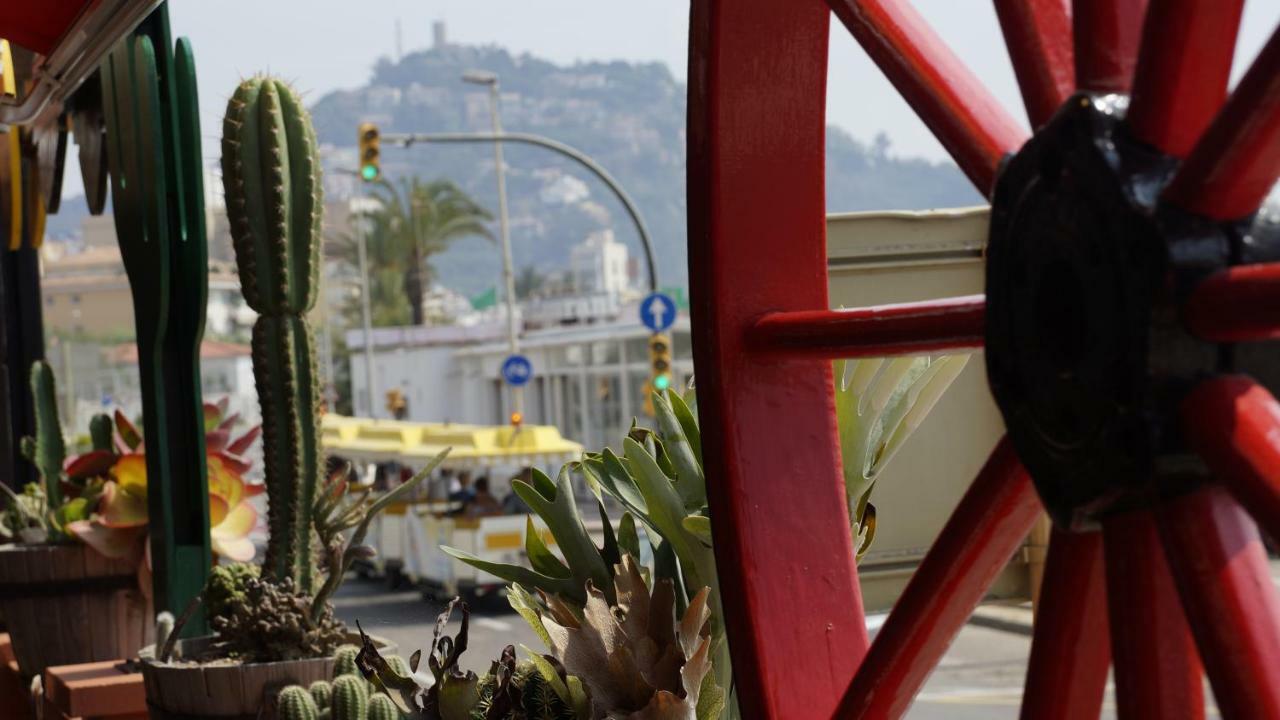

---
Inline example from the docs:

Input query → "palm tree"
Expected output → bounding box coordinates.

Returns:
[343,178,494,326]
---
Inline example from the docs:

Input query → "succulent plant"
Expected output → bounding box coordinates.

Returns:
[221,75,324,594]
[833,355,969,560]
[333,674,371,719]
[369,694,402,720]
[25,360,67,510]
[204,562,260,619]
[155,611,176,652]
[309,680,333,710]
[278,685,321,720]
[519,555,721,720]
[210,575,346,663]
[89,412,113,452]
[334,644,361,679]
[354,601,586,720]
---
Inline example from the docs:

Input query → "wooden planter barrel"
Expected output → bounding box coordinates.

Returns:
[0,543,151,677]
[140,634,397,719]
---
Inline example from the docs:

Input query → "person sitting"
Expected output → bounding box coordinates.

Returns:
[464,476,504,517]
[448,471,475,503]
[501,471,532,514]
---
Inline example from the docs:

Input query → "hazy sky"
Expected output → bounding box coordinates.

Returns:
[61,1,1280,195]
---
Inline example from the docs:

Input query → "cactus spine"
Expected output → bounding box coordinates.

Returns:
[331,675,369,719]
[277,685,320,720]
[89,413,113,452]
[27,361,66,507]
[221,77,323,592]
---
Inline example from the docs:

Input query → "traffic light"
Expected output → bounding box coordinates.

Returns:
[649,332,672,393]
[358,122,380,181]
[510,411,523,428]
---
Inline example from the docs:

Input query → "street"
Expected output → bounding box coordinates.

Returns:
[332,578,1218,719]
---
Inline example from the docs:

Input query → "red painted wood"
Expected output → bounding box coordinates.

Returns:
[1102,508,1205,720]
[1159,486,1280,720]
[1184,263,1280,343]
[688,1,868,717]
[1127,0,1245,157]
[0,1,92,55]
[827,0,1030,196]
[750,295,984,359]
[835,437,1042,718]
[1072,0,1149,93]
[993,0,1075,128]
[1163,25,1280,220]
[1182,375,1280,543]
[1019,528,1110,720]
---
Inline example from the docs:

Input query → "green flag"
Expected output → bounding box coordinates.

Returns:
[470,287,497,310]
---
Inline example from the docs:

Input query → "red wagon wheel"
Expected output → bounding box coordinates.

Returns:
[688,1,1280,718]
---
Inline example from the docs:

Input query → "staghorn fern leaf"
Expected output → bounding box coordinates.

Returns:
[835,354,970,561]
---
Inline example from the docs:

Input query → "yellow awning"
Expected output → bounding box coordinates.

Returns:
[320,414,584,469]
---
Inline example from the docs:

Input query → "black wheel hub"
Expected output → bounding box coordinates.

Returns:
[984,94,1262,529]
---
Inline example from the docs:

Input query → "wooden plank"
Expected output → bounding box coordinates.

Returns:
[44,660,145,718]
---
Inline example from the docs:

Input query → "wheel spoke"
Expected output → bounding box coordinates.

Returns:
[1158,486,1280,719]
[749,295,984,359]
[1019,528,1109,720]
[993,0,1075,128]
[1163,24,1280,220]
[1072,0,1148,93]
[827,0,1030,196]
[1126,0,1245,157]
[1102,508,1205,720]
[835,437,1041,718]
[1184,263,1280,343]
[1181,375,1280,542]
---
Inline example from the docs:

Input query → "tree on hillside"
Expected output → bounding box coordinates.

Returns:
[332,177,493,326]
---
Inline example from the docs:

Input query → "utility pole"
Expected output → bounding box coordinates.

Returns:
[462,70,522,417]
[354,195,377,418]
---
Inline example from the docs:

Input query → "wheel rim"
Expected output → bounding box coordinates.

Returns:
[688,1,1280,718]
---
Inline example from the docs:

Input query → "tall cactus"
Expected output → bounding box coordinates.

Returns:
[221,77,323,591]
[25,361,66,507]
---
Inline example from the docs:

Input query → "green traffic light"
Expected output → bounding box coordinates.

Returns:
[653,374,671,391]
[361,164,379,181]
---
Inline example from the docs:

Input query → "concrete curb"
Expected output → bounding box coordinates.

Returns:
[968,605,1034,637]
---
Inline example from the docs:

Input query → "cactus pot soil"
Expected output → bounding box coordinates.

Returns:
[140,632,396,718]
[0,542,152,678]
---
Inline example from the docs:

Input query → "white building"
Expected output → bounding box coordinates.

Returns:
[569,230,631,295]
[347,310,692,451]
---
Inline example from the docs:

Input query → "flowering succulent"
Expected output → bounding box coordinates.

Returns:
[63,400,262,565]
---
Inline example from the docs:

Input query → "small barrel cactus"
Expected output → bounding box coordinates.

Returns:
[332,675,369,719]
[89,413,113,452]
[308,680,332,710]
[221,76,323,593]
[333,644,360,678]
[277,685,320,720]
[368,694,400,720]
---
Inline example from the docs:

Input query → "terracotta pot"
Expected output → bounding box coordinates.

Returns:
[0,543,151,678]
[140,633,397,719]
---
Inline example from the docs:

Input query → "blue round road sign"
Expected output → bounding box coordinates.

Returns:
[501,354,533,386]
[640,292,677,332]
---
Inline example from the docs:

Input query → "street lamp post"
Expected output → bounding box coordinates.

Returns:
[463,70,522,417]
[353,195,377,417]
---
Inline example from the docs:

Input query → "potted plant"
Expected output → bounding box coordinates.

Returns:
[139,75,442,719]
[0,363,264,681]
[0,361,154,678]
[270,389,725,719]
